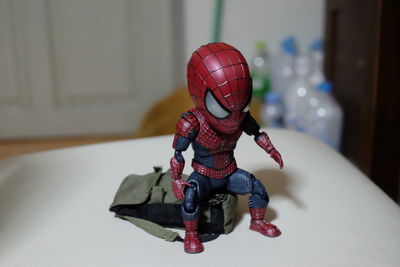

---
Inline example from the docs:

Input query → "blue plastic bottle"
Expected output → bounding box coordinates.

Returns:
[271,36,297,98]
[261,91,284,128]
[303,81,343,150]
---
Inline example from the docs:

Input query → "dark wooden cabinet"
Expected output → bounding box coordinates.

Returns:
[324,0,399,201]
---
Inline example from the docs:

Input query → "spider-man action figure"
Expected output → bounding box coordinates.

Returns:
[170,43,283,254]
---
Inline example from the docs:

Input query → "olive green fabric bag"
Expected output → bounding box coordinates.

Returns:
[110,167,238,242]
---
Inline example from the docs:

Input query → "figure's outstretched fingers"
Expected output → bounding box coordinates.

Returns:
[176,189,185,200]
[276,153,283,169]
[271,150,284,169]
[183,181,192,187]
[278,157,284,169]
[173,191,179,199]
[274,157,281,169]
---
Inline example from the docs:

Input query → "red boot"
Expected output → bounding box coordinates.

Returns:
[249,208,281,237]
[183,220,204,254]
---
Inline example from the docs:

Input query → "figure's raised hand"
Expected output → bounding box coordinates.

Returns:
[270,149,283,169]
[172,178,191,200]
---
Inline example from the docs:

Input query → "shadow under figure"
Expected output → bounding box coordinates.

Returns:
[170,43,284,254]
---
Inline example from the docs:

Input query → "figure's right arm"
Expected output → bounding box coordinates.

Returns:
[170,112,199,199]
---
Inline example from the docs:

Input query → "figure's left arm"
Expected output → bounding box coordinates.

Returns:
[241,112,283,169]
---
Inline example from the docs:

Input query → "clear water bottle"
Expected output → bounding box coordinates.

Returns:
[270,36,297,98]
[304,81,343,150]
[284,55,313,131]
[261,91,284,128]
[250,41,271,101]
[308,39,325,88]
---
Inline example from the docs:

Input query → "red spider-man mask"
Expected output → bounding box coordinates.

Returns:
[187,43,252,134]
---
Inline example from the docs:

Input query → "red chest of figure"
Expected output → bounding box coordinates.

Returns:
[190,109,242,178]
[193,108,242,154]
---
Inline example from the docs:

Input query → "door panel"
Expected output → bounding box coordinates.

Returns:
[0,0,31,110]
[0,0,178,139]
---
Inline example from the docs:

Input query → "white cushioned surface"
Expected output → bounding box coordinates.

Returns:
[0,130,399,266]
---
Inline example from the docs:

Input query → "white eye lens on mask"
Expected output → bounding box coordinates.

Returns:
[242,104,250,112]
[205,90,230,119]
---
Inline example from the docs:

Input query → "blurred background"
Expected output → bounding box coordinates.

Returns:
[0,0,398,202]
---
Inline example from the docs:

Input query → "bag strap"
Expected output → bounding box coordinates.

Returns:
[115,167,180,242]
[112,167,221,242]
[118,214,220,243]
[117,214,180,242]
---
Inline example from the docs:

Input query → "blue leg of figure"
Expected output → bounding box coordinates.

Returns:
[181,181,204,253]
[227,169,281,237]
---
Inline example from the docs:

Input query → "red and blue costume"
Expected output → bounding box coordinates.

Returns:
[170,43,283,253]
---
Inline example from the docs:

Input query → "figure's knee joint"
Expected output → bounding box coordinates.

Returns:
[183,201,196,213]
[251,177,268,199]
[183,183,199,213]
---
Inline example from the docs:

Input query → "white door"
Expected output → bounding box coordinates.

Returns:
[0,0,182,139]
